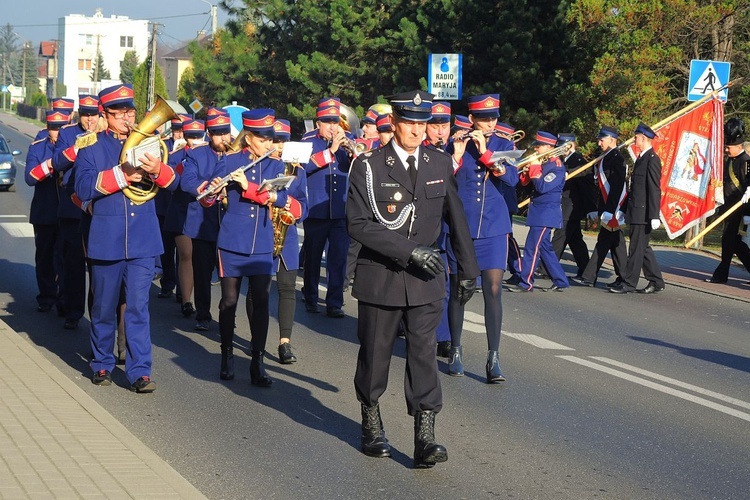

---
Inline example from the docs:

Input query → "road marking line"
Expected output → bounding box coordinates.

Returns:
[1,222,34,238]
[463,312,574,349]
[557,355,750,422]
[590,356,750,410]
[0,215,26,218]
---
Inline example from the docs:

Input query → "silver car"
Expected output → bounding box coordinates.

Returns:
[0,133,20,192]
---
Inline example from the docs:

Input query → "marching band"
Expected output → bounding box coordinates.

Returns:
[21,83,750,467]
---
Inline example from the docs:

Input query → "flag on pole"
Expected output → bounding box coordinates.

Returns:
[628,98,724,239]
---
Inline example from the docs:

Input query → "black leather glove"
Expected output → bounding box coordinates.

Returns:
[408,245,445,277]
[456,278,477,306]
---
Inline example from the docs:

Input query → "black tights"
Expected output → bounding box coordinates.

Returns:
[219,274,272,352]
[276,262,297,340]
[448,269,504,351]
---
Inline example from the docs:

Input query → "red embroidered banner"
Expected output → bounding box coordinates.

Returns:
[629,98,724,239]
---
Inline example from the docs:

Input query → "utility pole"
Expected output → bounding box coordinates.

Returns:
[147,23,159,110]
[211,4,218,35]
[21,42,27,98]
[52,40,58,98]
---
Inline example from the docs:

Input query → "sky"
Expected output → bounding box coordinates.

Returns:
[4,0,229,52]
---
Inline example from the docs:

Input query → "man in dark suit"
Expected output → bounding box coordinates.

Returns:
[611,123,666,294]
[346,90,479,468]
[572,126,628,287]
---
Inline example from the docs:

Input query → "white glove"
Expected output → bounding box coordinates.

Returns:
[743,216,750,225]
[587,211,598,221]
[742,186,750,204]
[600,211,613,225]
[650,219,660,230]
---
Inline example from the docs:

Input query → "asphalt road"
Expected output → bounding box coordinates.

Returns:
[1,122,748,499]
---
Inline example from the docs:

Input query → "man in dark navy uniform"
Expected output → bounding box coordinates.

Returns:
[611,123,666,294]
[347,90,479,468]
[50,94,102,329]
[75,84,178,392]
[25,110,69,314]
[301,98,351,318]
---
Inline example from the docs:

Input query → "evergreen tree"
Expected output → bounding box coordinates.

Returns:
[90,51,111,82]
[120,50,139,85]
[132,57,168,121]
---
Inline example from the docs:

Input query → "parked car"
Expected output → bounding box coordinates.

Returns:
[0,133,20,192]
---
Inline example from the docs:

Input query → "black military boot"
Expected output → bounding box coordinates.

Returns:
[486,350,506,383]
[413,410,447,468]
[220,346,234,380]
[360,403,391,458]
[250,351,272,387]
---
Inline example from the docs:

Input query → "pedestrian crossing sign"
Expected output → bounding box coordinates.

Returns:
[688,59,730,102]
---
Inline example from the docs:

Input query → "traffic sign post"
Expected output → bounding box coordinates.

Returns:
[688,59,731,102]
[427,53,462,100]
[189,98,203,116]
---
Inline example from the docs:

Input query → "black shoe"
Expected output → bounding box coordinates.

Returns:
[506,284,531,293]
[609,285,633,294]
[63,318,79,330]
[606,278,623,288]
[534,271,550,280]
[92,370,112,386]
[436,341,452,358]
[158,289,173,299]
[570,276,595,287]
[361,403,391,458]
[250,351,272,387]
[220,346,235,380]
[305,302,320,313]
[37,303,52,313]
[637,283,665,294]
[704,277,726,284]
[503,274,521,285]
[181,302,195,317]
[195,320,209,331]
[130,376,156,393]
[413,411,447,468]
[278,343,297,364]
[542,285,567,292]
[326,307,345,318]
[448,346,464,376]
[486,350,505,383]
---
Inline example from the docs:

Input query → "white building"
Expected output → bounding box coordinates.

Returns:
[58,9,149,103]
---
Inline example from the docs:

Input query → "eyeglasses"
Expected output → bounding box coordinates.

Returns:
[106,109,136,119]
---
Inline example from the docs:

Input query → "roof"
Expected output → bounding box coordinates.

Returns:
[39,41,57,57]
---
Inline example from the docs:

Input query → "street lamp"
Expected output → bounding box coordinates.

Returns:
[198,0,218,35]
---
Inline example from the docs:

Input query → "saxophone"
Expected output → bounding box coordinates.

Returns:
[272,161,297,257]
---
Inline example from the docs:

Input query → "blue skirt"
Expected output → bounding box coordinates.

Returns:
[447,234,508,272]
[218,248,273,277]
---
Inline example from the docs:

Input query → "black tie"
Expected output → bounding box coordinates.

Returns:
[407,155,417,188]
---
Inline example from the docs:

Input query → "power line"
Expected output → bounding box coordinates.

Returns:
[12,11,210,29]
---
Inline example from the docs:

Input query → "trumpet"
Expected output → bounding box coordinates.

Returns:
[454,130,512,142]
[514,142,573,171]
[196,148,277,201]
[509,130,525,143]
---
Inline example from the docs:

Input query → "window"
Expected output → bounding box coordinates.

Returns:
[120,36,133,48]
[78,59,92,70]
[80,34,93,46]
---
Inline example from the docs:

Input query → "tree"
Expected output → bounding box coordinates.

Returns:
[132,57,168,121]
[120,50,139,85]
[90,51,111,82]
[0,24,20,87]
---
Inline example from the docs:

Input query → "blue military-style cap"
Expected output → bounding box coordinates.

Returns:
[596,126,619,140]
[242,108,276,138]
[634,123,656,139]
[428,101,451,124]
[557,132,576,147]
[531,131,558,147]
[388,90,434,122]
[467,94,500,118]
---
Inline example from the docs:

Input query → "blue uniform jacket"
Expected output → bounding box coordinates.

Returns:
[451,135,518,238]
[74,130,177,260]
[179,143,224,241]
[216,151,290,255]
[302,133,350,219]
[163,146,191,233]
[277,164,309,270]
[25,138,60,225]
[524,157,565,228]
[52,123,88,219]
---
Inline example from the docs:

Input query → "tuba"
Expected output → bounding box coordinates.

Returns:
[121,96,180,204]
[272,160,298,257]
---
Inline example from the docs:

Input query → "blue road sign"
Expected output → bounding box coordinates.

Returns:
[688,60,731,102]
[428,54,462,100]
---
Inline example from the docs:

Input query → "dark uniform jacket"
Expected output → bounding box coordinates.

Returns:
[563,150,596,221]
[346,141,479,307]
[596,148,627,215]
[723,151,750,206]
[24,137,59,225]
[626,147,662,225]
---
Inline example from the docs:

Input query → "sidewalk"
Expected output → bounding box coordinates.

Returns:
[1,109,748,498]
